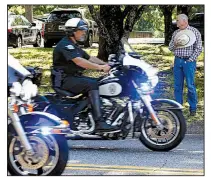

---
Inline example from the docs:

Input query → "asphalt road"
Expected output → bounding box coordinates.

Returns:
[62,134,204,175]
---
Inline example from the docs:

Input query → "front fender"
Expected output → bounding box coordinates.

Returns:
[151,99,183,110]
[20,111,62,128]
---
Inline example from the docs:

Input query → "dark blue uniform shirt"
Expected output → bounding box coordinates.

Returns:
[53,36,90,75]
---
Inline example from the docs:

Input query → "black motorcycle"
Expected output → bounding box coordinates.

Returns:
[32,40,186,151]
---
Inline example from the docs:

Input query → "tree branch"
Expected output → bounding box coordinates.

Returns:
[134,5,147,23]
[123,5,147,39]
[88,5,100,25]
[88,5,108,39]
[160,5,175,13]
[122,5,134,19]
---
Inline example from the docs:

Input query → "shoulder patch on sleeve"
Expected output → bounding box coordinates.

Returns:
[65,45,75,50]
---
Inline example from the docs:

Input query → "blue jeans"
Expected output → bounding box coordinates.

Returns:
[173,57,197,111]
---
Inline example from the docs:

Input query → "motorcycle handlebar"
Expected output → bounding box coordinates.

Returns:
[108,53,125,68]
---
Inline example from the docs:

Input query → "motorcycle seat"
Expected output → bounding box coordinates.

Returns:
[53,87,82,98]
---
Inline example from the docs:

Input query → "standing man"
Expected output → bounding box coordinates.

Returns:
[52,18,119,132]
[169,14,203,116]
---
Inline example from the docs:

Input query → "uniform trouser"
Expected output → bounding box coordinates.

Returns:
[62,75,102,120]
[62,75,99,94]
[173,57,197,111]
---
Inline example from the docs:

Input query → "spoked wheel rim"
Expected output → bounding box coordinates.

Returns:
[89,34,93,47]
[37,35,41,46]
[141,110,180,146]
[17,37,22,48]
[9,135,60,175]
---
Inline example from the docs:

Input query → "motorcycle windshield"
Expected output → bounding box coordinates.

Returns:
[121,38,158,77]
[123,54,158,77]
[8,54,32,84]
[121,37,136,53]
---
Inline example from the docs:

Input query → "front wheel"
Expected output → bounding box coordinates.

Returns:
[8,134,69,175]
[44,40,53,48]
[84,33,93,48]
[14,36,22,48]
[139,109,186,151]
[33,34,41,47]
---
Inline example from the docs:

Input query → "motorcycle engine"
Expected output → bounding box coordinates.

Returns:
[101,98,125,126]
[101,98,113,123]
[73,98,125,131]
[72,108,93,131]
[100,98,131,139]
[72,98,130,139]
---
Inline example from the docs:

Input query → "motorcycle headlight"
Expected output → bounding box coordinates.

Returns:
[149,76,159,88]
[20,79,38,100]
[140,83,151,92]
[41,127,52,135]
[9,82,22,96]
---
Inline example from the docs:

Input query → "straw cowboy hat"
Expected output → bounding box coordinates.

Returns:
[174,29,196,48]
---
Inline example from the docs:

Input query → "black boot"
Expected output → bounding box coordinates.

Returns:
[88,90,120,132]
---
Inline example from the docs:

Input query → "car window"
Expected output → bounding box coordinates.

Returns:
[21,16,31,26]
[47,11,82,22]
[190,14,204,23]
[83,10,92,20]
[8,16,14,25]
[11,16,25,26]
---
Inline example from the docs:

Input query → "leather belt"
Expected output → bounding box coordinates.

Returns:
[175,56,190,60]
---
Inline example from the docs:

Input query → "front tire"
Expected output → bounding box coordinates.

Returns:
[33,34,41,47]
[14,36,22,48]
[8,134,69,175]
[84,33,93,48]
[44,40,53,48]
[139,109,186,151]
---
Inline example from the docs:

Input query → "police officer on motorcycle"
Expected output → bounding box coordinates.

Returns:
[52,18,119,132]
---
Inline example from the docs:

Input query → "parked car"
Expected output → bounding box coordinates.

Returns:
[32,19,44,30]
[172,13,204,41]
[189,13,204,40]
[34,13,50,22]
[42,8,99,48]
[8,11,16,16]
[8,15,42,48]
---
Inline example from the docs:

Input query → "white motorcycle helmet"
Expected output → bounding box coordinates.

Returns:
[64,18,88,41]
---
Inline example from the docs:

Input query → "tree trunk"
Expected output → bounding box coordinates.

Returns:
[101,6,124,61]
[163,11,173,45]
[25,5,33,23]
[89,5,124,61]
[123,5,146,40]
[160,5,176,45]
[88,5,146,61]
[177,5,192,16]
[97,36,108,60]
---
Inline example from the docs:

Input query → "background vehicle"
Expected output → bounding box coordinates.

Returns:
[8,11,16,16]
[31,39,187,152]
[172,13,204,41]
[34,13,50,22]
[42,8,98,48]
[189,13,204,40]
[33,14,50,30]
[8,15,42,48]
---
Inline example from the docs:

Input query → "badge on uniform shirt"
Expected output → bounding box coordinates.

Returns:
[65,45,75,50]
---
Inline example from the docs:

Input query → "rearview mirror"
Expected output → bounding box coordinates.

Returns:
[31,22,36,27]
[128,52,142,59]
